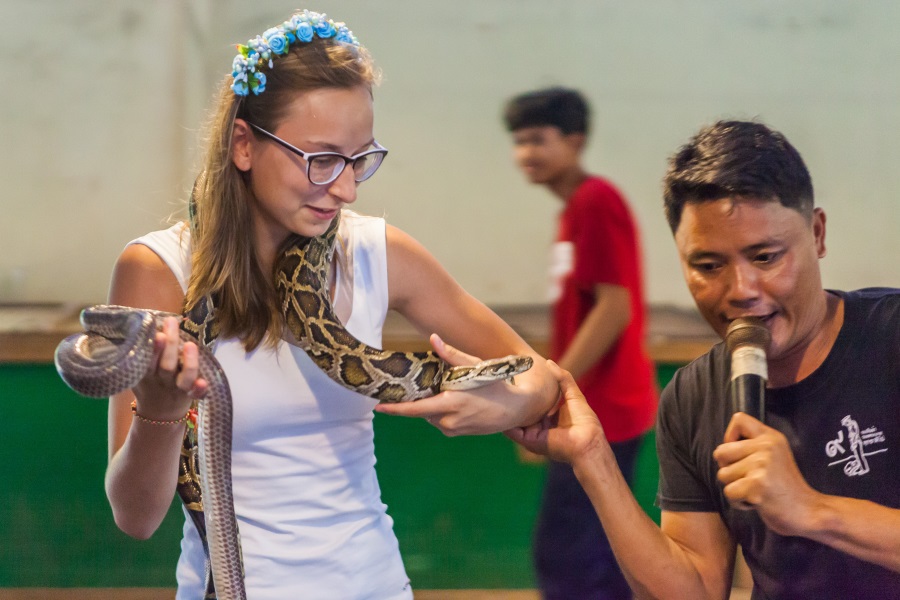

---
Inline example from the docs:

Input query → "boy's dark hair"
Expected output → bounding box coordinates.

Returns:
[663,120,815,233]
[503,87,590,135]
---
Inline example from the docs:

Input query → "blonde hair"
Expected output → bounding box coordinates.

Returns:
[187,37,379,351]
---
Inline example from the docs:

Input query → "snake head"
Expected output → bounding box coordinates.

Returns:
[488,354,534,377]
[56,306,162,398]
[440,354,534,391]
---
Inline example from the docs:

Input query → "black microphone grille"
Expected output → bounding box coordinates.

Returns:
[725,317,771,355]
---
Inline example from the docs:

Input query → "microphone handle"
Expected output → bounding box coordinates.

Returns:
[728,373,766,423]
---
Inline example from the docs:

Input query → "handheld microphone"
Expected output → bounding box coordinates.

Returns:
[725,317,771,423]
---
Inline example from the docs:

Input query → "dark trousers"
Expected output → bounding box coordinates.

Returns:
[533,436,642,600]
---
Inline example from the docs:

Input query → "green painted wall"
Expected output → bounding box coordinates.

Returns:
[0,363,678,588]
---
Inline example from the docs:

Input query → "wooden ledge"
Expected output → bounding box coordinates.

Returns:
[0,303,718,365]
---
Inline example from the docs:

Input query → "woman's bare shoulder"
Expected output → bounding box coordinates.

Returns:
[109,243,185,312]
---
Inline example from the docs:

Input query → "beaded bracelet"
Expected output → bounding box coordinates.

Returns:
[131,400,193,427]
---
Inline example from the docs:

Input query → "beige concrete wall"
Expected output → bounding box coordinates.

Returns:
[2,1,898,305]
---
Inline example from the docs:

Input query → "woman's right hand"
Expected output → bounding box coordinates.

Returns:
[131,315,208,420]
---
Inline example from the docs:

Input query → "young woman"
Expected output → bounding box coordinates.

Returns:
[104,10,555,599]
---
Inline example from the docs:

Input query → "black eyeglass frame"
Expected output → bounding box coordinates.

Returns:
[247,122,388,185]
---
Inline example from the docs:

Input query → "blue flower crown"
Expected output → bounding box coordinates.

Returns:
[231,10,359,97]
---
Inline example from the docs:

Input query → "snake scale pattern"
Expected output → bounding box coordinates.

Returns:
[55,212,533,600]
[277,215,534,401]
[55,306,246,599]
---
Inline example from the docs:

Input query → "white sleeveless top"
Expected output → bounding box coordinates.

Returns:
[130,210,412,600]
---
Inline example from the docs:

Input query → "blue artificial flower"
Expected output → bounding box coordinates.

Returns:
[314,19,336,39]
[335,26,355,44]
[295,21,314,42]
[282,20,297,43]
[250,71,267,95]
[232,78,249,96]
[263,28,289,55]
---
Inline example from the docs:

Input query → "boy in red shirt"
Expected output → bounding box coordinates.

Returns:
[504,87,658,599]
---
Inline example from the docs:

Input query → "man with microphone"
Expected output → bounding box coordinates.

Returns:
[508,120,900,598]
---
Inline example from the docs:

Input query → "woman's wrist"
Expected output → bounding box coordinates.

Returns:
[522,360,559,407]
[130,399,197,428]
[509,380,553,426]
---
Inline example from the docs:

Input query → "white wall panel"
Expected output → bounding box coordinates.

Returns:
[3,1,898,305]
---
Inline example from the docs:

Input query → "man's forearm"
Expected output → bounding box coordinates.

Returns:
[804,494,900,572]
[572,442,734,600]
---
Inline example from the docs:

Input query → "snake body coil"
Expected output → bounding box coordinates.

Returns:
[56,306,245,600]
[276,215,534,402]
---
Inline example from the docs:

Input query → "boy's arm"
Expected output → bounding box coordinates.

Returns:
[557,283,631,380]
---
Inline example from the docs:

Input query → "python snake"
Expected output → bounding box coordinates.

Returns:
[55,212,533,600]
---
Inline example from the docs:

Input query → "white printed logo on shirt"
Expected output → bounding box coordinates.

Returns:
[547,241,574,303]
[825,415,888,477]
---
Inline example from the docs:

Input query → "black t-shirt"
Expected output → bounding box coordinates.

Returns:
[657,288,900,599]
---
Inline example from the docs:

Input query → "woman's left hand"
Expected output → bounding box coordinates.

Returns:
[373,334,554,436]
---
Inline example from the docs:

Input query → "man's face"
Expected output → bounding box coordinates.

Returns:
[511,125,582,185]
[674,197,827,363]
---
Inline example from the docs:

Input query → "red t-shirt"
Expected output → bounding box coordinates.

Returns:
[549,176,658,442]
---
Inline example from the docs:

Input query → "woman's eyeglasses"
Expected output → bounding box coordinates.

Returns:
[248,123,388,186]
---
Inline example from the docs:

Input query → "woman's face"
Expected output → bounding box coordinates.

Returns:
[235,85,375,254]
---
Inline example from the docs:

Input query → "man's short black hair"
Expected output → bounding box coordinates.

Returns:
[663,120,815,233]
[503,87,590,135]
